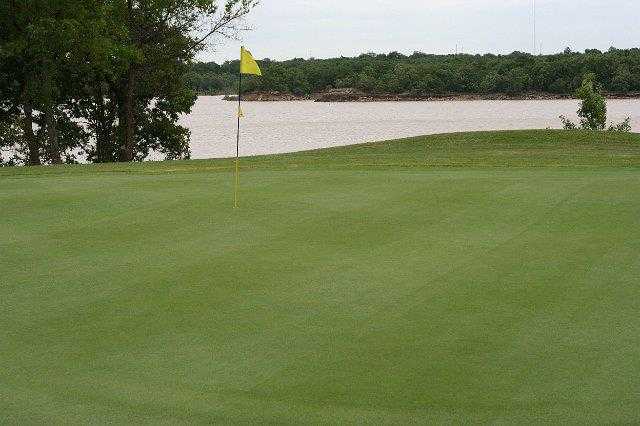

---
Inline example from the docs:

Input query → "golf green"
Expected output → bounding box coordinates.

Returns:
[2,130,640,423]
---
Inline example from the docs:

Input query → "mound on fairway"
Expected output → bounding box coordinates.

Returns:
[2,130,640,423]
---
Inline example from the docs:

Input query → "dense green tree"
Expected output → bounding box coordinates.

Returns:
[0,0,107,165]
[190,49,640,98]
[576,74,607,131]
[102,0,257,162]
[0,0,257,166]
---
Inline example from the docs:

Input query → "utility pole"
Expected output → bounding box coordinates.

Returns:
[533,0,537,55]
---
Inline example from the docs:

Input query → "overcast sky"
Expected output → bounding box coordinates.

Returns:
[199,0,640,63]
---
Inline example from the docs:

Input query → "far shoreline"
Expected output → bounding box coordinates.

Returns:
[215,90,640,103]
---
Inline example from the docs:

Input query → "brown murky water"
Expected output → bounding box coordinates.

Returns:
[180,96,640,159]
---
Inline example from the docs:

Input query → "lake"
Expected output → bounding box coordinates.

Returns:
[181,96,640,159]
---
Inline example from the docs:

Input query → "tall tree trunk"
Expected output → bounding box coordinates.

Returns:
[45,105,62,164]
[119,0,136,162]
[94,86,112,163]
[23,104,41,166]
[120,67,136,161]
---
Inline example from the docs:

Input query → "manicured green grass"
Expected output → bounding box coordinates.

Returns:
[2,130,640,423]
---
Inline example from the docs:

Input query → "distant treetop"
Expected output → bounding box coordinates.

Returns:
[186,48,640,97]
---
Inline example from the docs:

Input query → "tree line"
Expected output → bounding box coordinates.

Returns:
[0,0,256,166]
[188,48,640,97]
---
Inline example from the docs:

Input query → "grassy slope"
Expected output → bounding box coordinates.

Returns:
[2,130,640,423]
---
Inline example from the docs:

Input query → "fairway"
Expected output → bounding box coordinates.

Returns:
[2,130,640,423]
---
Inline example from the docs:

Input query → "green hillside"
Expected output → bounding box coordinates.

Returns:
[2,130,640,423]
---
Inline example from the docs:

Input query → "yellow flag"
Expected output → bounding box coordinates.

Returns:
[240,47,262,76]
[237,105,244,118]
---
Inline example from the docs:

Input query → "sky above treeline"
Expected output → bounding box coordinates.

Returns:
[198,0,639,63]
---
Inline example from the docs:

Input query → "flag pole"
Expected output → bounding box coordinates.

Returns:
[235,52,242,209]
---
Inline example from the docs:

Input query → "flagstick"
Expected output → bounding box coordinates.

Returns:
[235,67,242,208]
